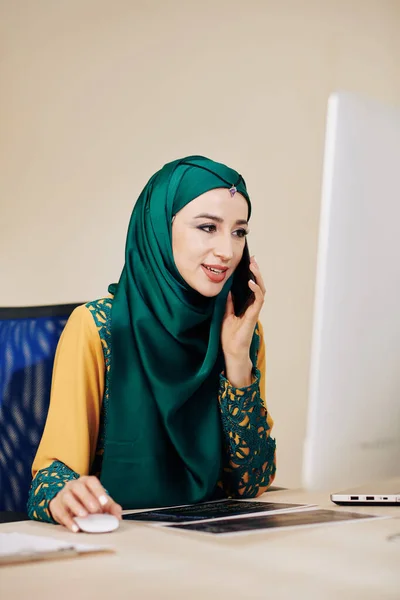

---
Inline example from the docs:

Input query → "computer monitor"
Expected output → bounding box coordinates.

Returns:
[303,91,400,491]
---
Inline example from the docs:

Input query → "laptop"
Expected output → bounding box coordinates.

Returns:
[331,480,400,506]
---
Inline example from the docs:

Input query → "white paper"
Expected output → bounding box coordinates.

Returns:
[0,532,111,559]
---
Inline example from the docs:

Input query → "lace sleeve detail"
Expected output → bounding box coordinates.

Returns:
[27,460,79,523]
[218,368,276,498]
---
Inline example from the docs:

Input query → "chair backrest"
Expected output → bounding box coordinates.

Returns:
[0,304,82,511]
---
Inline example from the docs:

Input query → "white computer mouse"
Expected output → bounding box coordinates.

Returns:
[74,513,120,533]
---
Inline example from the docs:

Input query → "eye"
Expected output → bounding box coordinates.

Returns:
[233,228,248,238]
[198,224,217,233]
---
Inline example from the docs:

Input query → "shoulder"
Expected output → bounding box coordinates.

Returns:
[62,297,113,340]
[84,297,113,327]
[84,299,113,363]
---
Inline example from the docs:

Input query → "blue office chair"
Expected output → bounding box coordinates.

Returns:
[0,303,81,519]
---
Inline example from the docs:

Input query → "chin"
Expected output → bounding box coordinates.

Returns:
[198,288,221,298]
[191,281,224,298]
[180,268,229,298]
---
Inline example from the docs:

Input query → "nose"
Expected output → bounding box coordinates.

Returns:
[213,234,234,262]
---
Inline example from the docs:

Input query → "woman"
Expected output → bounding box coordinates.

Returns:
[27,156,276,532]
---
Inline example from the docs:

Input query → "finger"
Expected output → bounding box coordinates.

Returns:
[69,480,103,514]
[249,259,266,296]
[81,476,108,506]
[249,278,264,300]
[48,498,59,523]
[248,279,265,313]
[85,477,122,518]
[103,497,123,518]
[224,291,235,319]
[240,288,263,325]
[60,489,89,518]
[51,502,80,533]
[108,501,123,519]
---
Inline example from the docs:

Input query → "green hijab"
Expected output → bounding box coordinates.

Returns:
[100,156,251,508]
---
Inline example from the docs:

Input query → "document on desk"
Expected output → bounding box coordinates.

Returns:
[123,499,315,524]
[0,532,114,566]
[165,508,387,536]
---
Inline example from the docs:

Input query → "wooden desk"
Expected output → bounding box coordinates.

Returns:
[1,486,399,600]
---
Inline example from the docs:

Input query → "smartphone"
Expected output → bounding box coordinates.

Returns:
[231,241,256,316]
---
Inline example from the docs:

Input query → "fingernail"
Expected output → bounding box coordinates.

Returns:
[78,510,87,517]
[99,495,108,506]
[72,524,79,533]
[249,279,256,285]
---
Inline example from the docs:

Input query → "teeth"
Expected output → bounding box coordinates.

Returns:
[205,266,224,274]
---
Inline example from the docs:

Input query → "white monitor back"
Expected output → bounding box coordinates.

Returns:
[303,92,400,491]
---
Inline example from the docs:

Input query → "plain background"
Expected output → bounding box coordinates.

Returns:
[1,0,399,487]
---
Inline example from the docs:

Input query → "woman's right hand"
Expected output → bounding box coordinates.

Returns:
[49,475,122,532]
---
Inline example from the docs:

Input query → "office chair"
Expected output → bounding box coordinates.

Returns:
[0,303,81,520]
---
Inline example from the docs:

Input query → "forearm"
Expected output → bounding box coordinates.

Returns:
[218,368,276,498]
[224,355,253,388]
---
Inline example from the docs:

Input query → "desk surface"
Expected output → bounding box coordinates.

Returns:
[1,485,399,600]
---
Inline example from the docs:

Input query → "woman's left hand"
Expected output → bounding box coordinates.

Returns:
[220,257,265,386]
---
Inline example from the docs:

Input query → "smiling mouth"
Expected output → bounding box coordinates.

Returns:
[202,265,228,274]
[201,264,229,283]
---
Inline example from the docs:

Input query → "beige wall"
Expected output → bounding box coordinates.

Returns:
[1,0,399,486]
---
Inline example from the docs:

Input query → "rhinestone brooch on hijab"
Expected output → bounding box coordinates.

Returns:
[229,186,237,197]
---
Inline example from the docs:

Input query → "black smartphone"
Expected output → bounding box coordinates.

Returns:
[231,241,256,316]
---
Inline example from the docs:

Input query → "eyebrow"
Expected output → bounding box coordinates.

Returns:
[193,213,248,226]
